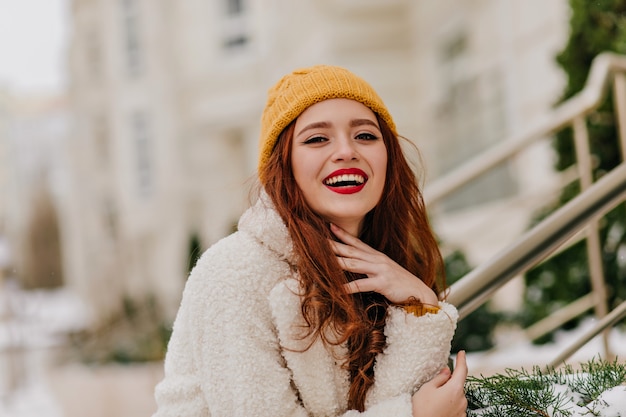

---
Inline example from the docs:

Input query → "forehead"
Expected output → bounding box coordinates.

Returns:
[295,98,378,125]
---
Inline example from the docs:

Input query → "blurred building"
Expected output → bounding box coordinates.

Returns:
[2,95,69,289]
[64,0,569,324]
[412,1,570,272]
[413,1,568,205]
[0,89,9,279]
[0,89,8,238]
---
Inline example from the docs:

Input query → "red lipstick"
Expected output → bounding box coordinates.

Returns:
[323,168,368,194]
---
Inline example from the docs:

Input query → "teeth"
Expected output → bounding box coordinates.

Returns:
[324,174,365,185]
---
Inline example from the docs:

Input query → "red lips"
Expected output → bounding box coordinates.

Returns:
[323,168,368,194]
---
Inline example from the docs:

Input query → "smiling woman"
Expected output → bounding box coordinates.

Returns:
[153,65,468,417]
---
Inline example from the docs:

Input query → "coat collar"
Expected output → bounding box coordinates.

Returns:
[239,192,351,415]
[237,191,296,266]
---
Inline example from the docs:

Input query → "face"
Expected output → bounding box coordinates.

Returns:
[291,98,388,235]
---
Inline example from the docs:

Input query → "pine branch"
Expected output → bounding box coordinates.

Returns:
[466,357,626,417]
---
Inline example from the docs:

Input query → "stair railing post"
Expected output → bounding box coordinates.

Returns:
[572,115,611,359]
[614,72,626,162]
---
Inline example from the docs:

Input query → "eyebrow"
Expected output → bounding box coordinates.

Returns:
[296,121,331,137]
[296,118,380,137]
[350,118,379,129]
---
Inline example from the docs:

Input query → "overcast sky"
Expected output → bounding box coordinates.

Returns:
[0,0,68,95]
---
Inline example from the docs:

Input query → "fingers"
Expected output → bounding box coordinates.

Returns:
[330,224,391,273]
[343,281,360,295]
[329,222,355,241]
[413,354,468,417]
[331,223,438,304]
[330,240,368,262]
[329,223,391,273]
[451,351,469,414]
[428,352,467,389]
[330,226,385,276]
[451,351,468,383]
[336,255,374,277]
[426,367,452,388]
[343,278,380,294]
[342,262,438,304]
[330,223,374,253]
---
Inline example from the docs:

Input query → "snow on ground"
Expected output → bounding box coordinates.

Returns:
[588,386,626,417]
[0,280,91,350]
[588,387,626,417]
[0,281,91,417]
[0,380,64,417]
[466,318,626,375]
[0,283,624,416]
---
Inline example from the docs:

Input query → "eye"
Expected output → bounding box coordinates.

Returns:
[303,135,328,144]
[355,132,379,141]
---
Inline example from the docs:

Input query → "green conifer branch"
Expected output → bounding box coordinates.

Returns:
[466,358,626,416]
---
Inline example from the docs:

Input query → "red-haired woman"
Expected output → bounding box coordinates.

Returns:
[153,65,468,417]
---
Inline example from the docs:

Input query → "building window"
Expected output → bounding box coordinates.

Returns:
[103,197,118,240]
[86,29,103,81]
[130,111,153,198]
[436,33,516,210]
[93,114,110,168]
[226,0,244,15]
[222,0,249,50]
[121,0,142,76]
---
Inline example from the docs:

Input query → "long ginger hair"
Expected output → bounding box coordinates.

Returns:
[260,115,445,411]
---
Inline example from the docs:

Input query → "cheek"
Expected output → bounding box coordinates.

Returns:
[290,152,311,191]
[374,156,388,197]
[292,150,320,179]
[375,151,388,184]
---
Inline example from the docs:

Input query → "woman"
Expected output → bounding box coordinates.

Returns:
[153,65,467,416]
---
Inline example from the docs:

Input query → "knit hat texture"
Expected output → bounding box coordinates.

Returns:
[258,65,396,180]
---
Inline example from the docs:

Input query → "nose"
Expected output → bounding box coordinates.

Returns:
[332,136,359,161]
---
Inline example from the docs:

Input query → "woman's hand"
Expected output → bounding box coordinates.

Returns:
[412,351,468,417]
[329,223,438,305]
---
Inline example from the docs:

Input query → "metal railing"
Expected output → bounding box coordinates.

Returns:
[428,52,626,366]
[446,163,626,314]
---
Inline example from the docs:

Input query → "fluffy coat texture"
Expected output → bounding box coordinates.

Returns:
[153,195,458,416]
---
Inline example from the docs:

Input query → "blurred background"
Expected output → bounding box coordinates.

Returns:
[1,0,625,416]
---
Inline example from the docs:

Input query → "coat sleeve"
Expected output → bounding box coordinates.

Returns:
[365,302,459,408]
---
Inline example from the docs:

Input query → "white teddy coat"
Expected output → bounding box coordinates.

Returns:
[153,195,458,417]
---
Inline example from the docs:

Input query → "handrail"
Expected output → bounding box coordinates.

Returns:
[446,162,626,319]
[424,52,626,206]
[522,293,595,342]
[547,299,626,369]
[428,52,626,365]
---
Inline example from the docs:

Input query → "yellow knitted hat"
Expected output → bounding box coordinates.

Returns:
[258,65,397,181]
